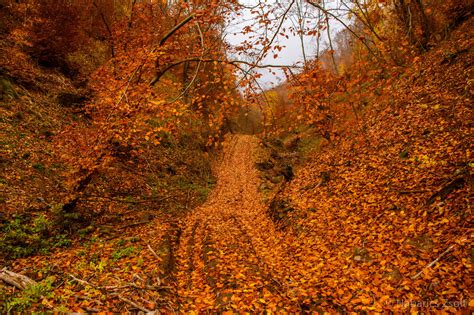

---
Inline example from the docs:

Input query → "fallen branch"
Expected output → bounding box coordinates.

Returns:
[120,220,151,229]
[0,268,37,290]
[69,273,170,292]
[412,244,456,279]
[426,176,466,205]
[68,273,97,288]
[117,295,151,312]
[83,194,175,204]
[105,283,171,292]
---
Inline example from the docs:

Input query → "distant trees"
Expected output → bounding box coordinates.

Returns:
[2,0,138,78]
[250,0,473,136]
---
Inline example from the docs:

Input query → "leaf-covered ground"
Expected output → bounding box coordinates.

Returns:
[5,110,469,312]
[174,134,299,311]
[1,13,472,315]
[274,18,473,312]
[2,134,296,312]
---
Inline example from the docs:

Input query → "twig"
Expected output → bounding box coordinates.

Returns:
[147,244,160,260]
[120,220,151,229]
[373,210,386,222]
[83,307,100,313]
[105,283,171,291]
[117,295,151,312]
[412,244,456,279]
[68,273,97,288]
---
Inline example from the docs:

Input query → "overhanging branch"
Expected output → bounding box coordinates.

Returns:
[149,58,299,86]
[159,14,195,46]
[149,14,196,86]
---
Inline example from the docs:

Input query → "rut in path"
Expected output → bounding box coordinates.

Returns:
[174,134,299,311]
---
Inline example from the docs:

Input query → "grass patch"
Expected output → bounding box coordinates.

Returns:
[111,246,136,261]
[0,214,71,259]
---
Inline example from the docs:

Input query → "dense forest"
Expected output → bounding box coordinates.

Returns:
[0,0,472,312]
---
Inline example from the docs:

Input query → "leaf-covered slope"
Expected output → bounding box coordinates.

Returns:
[276,17,473,312]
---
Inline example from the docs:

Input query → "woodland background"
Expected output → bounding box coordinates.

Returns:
[0,0,472,312]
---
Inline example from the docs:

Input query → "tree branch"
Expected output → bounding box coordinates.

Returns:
[150,58,298,86]
[306,0,383,63]
[159,14,195,46]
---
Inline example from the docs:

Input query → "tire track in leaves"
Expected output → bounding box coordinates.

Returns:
[173,135,300,312]
[184,220,200,290]
[229,214,295,306]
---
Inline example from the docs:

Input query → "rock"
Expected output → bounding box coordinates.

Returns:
[280,164,294,181]
[57,92,89,108]
[352,247,371,262]
[256,160,274,171]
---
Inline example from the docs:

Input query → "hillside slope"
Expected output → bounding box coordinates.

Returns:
[272,17,472,312]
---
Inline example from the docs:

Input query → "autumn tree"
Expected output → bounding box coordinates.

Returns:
[52,0,246,217]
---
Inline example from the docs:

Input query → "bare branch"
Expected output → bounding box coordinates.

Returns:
[150,58,299,86]
[306,0,383,63]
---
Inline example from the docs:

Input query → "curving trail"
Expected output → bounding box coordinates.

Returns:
[174,134,299,312]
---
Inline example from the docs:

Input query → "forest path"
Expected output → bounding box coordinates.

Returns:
[174,134,298,312]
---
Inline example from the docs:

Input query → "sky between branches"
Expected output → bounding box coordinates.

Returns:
[225,0,344,88]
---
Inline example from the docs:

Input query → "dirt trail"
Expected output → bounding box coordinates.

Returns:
[174,134,298,311]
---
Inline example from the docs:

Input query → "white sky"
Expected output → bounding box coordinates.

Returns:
[224,0,344,89]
